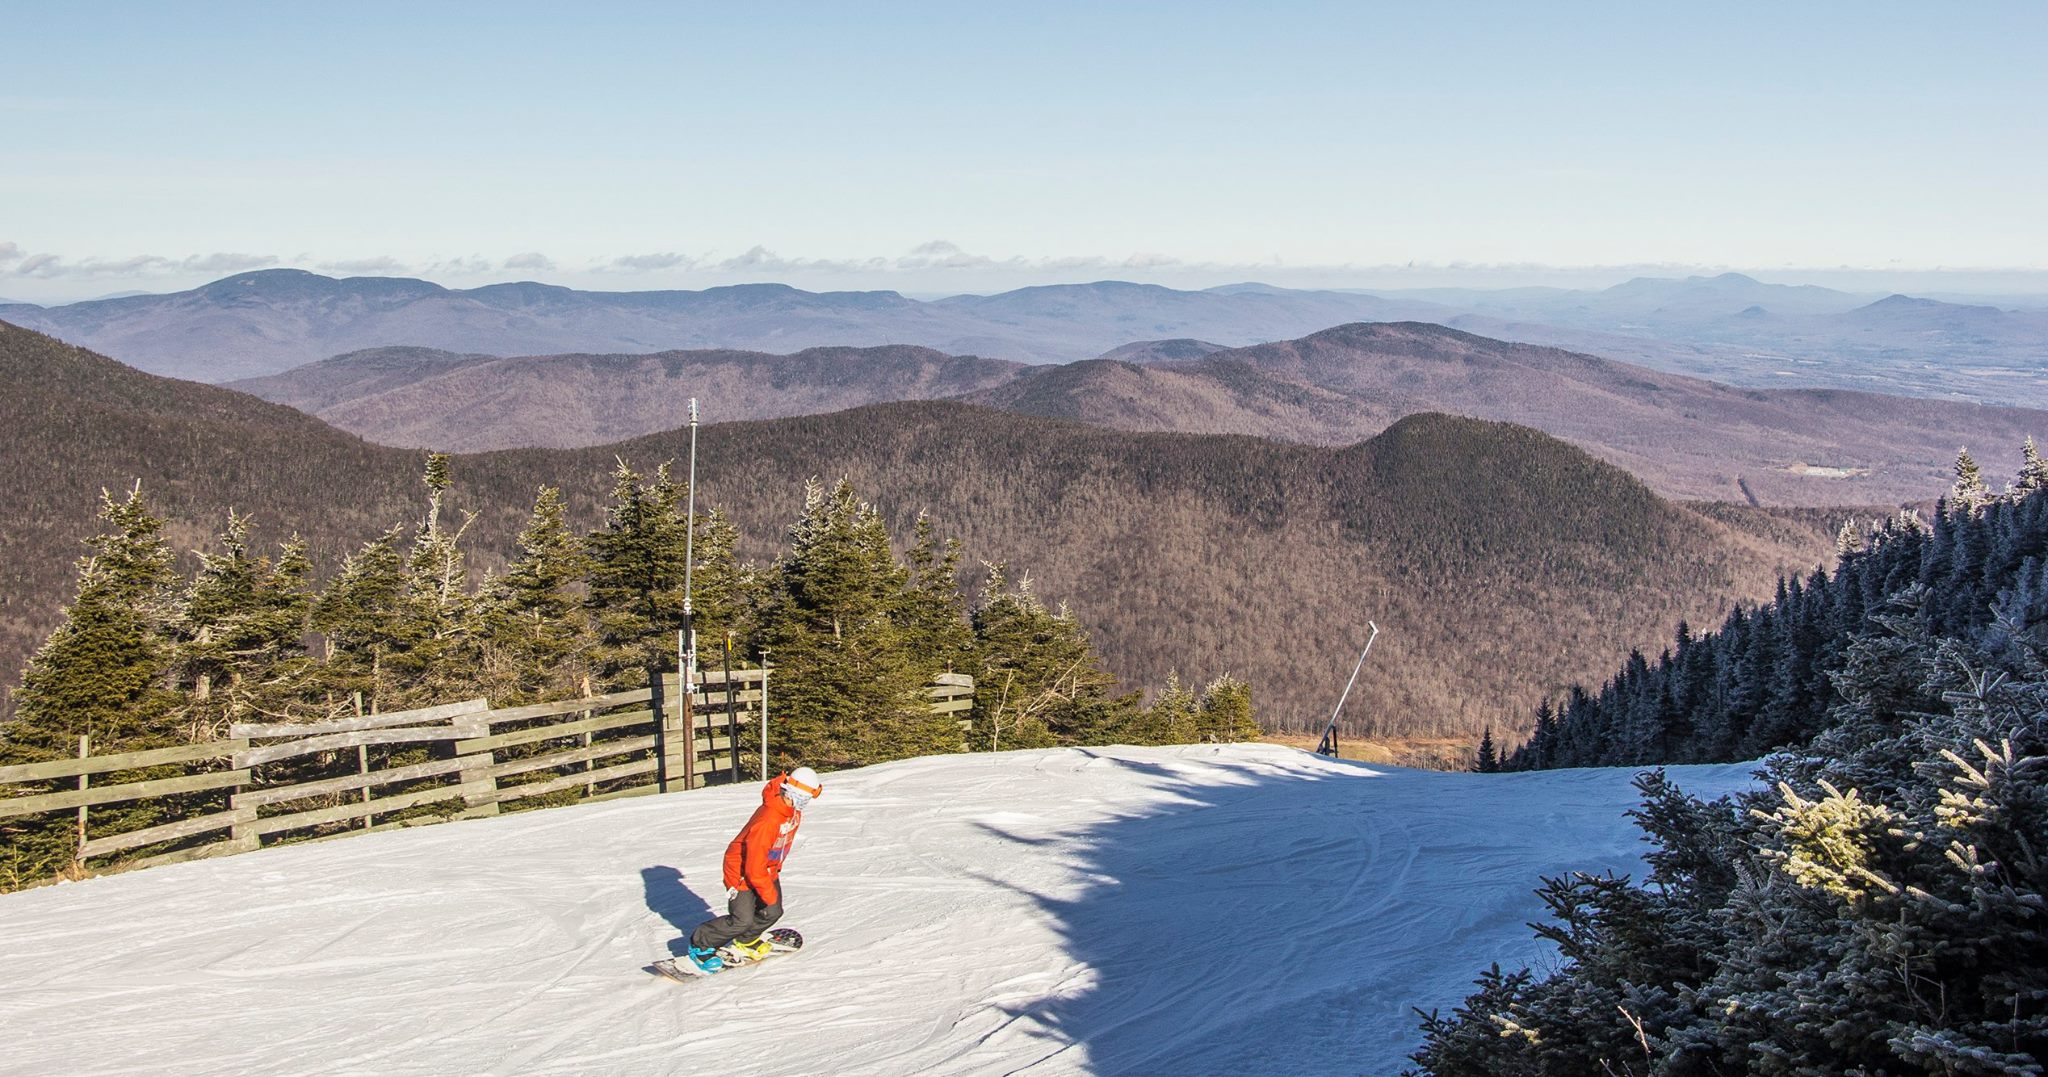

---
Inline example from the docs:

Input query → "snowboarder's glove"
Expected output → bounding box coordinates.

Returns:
[726,887,740,902]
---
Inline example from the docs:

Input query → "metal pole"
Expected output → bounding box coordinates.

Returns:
[1316,622,1380,757]
[679,398,700,790]
[759,652,771,781]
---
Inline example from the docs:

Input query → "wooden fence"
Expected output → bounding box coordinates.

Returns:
[0,667,974,880]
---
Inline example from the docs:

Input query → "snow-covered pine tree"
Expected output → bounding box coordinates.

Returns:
[1951,446,1992,515]
[389,453,480,706]
[2017,437,2048,494]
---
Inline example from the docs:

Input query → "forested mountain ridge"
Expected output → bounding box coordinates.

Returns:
[1507,448,2048,770]
[0,269,1453,382]
[0,321,1836,736]
[230,344,1026,451]
[979,322,2048,505]
[12,269,2046,408]
[230,321,2047,506]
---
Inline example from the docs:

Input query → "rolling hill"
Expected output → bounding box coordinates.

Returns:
[233,322,2048,506]
[231,344,1026,451]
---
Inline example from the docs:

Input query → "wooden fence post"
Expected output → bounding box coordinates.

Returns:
[581,675,595,798]
[358,745,372,829]
[454,713,499,817]
[73,735,88,870]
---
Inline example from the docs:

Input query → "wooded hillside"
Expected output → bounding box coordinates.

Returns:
[0,321,1839,736]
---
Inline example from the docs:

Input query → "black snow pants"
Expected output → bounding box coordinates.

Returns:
[690,887,784,950]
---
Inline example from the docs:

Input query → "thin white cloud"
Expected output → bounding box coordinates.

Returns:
[503,252,555,272]
[714,246,880,274]
[10,247,277,279]
[604,252,697,272]
[317,256,409,274]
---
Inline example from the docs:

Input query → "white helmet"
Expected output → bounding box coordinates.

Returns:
[784,766,822,810]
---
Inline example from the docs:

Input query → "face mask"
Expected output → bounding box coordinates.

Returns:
[785,788,814,811]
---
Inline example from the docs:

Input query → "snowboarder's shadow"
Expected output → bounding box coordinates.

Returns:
[641,865,716,956]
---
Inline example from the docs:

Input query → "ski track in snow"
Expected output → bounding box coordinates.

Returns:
[0,744,1757,1076]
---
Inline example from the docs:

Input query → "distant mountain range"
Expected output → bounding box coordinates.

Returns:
[233,322,2048,506]
[0,270,1449,383]
[232,344,1026,450]
[0,320,1837,736]
[6,269,2045,406]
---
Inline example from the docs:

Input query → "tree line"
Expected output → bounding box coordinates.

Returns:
[0,458,1256,884]
[1501,444,2048,770]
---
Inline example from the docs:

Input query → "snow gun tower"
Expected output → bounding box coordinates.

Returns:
[1314,622,1379,758]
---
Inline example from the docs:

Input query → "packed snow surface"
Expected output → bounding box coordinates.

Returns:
[0,744,1756,1075]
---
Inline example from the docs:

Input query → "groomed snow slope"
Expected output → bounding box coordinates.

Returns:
[0,744,1755,1075]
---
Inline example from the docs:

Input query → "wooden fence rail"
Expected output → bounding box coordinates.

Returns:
[0,667,973,881]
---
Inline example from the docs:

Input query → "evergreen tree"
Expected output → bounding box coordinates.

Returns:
[1125,672,1201,745]
[761,479,952,767]
[899,513,975,673]
[2018,437,2048,494]
[170,517,321,738]
[0,487,184,884]
[1196,674,1258,742]
[3,486,183,760]
[968,565,1131,750]
[390,452,480,705]
[1951,446,1991,514]
[1474,727,1499,772]
[311,527,408,712]
[478,487,593,703]
[584,460,693,685]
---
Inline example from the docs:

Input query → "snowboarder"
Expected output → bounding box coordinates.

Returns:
[684,766,823,972]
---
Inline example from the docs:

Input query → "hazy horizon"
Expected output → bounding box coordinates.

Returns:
[10,262,2048,309]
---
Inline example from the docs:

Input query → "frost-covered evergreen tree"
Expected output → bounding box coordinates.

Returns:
[1509,444,2048,771]
[1413,614,2048,1076]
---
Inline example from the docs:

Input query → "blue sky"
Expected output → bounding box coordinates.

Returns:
[4,1,2045,300]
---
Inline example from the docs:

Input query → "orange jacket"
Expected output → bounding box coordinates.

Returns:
[722,774,802,905]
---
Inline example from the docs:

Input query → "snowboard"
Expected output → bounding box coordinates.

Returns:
[649,927,804,982]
